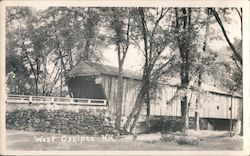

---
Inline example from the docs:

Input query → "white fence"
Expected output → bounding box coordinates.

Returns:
[6,94,107,106]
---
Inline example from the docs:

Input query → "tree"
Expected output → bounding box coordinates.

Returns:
[6,7,49,95]
[107,8,131,131]
[210,8,243,135]
[81,7,104,61]
[173,8,194,133]
[171,8,217,133]
[188,8,243,132]
[210,8,242,67]
[194,8,213,131]
[6,52,35,94]
[6,7,108,96]
[123,7,173,133]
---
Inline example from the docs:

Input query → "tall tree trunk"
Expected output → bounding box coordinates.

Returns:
[83,8,94,61]
[194,11,209,131]
[35,79,38,96]
[179,36,190,133]
[146,86,150,132]
[230,94,233,137]
[123,82,146,132]
[240,114,243,136]
[128,70,150,133]
[110,10,129,131]
[130,100,144,133]
[239,96,243,135]
[176,8,191,134]
[127,63,152,133]
[58,49,67,97]
[112,9,130,131]
[181,93,189,133]
[139,7,151,132]
[194,110,200,131]
[60,64,63,97]
[115,50,124,130]
[195,71,202,131]
[182,50,190,133]
[84,38,90,61]
[35,57,40,95]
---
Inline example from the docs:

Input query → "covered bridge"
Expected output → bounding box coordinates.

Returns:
[67,62,242,129]
[67,61,141,116]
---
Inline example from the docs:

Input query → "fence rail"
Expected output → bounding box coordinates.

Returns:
[6,94,107,106]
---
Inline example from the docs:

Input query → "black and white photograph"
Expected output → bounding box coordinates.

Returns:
[0,0,249,155]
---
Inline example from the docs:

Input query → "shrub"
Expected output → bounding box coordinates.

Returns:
[176,136,199,145]
[146,117,209,133]
[160,134,175,142]
[147,117,182,133]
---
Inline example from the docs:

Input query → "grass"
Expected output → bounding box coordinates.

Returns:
[6,129,243,151]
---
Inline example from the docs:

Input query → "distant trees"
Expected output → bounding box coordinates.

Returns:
[6,7,49,95]
[6,7,107,96]
[42,7,107,96]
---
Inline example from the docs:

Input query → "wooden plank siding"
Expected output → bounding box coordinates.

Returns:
[100,74,242,119]
[100,74,141,116]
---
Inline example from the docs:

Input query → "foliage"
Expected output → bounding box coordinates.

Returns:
[122,7,175,132]
[146,117,209,133]
[6,7,241,95]
[176,136,199,145]
[6,7,108,96]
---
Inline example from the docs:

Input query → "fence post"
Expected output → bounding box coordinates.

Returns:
[51,97,54,104]
[29,96,32,104]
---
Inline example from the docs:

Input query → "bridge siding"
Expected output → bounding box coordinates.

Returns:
[100,74,140,116]
[66,74,241,120]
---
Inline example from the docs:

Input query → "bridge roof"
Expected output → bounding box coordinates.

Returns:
[67,61,141,80]
[163,78,242,98]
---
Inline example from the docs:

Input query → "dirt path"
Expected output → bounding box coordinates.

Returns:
[6,129,243,151]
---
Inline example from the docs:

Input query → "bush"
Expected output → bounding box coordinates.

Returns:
[147,117,182,133]
[160,134,175,142]
[146,117,209,133]
[176,136,199,145]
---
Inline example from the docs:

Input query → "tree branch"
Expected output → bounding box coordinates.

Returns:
[235,8,242,39]
[211,8,242,65]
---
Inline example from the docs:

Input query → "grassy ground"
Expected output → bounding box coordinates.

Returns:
[6,129,243,151]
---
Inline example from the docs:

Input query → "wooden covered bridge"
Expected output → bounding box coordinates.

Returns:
[66,62,243,130]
